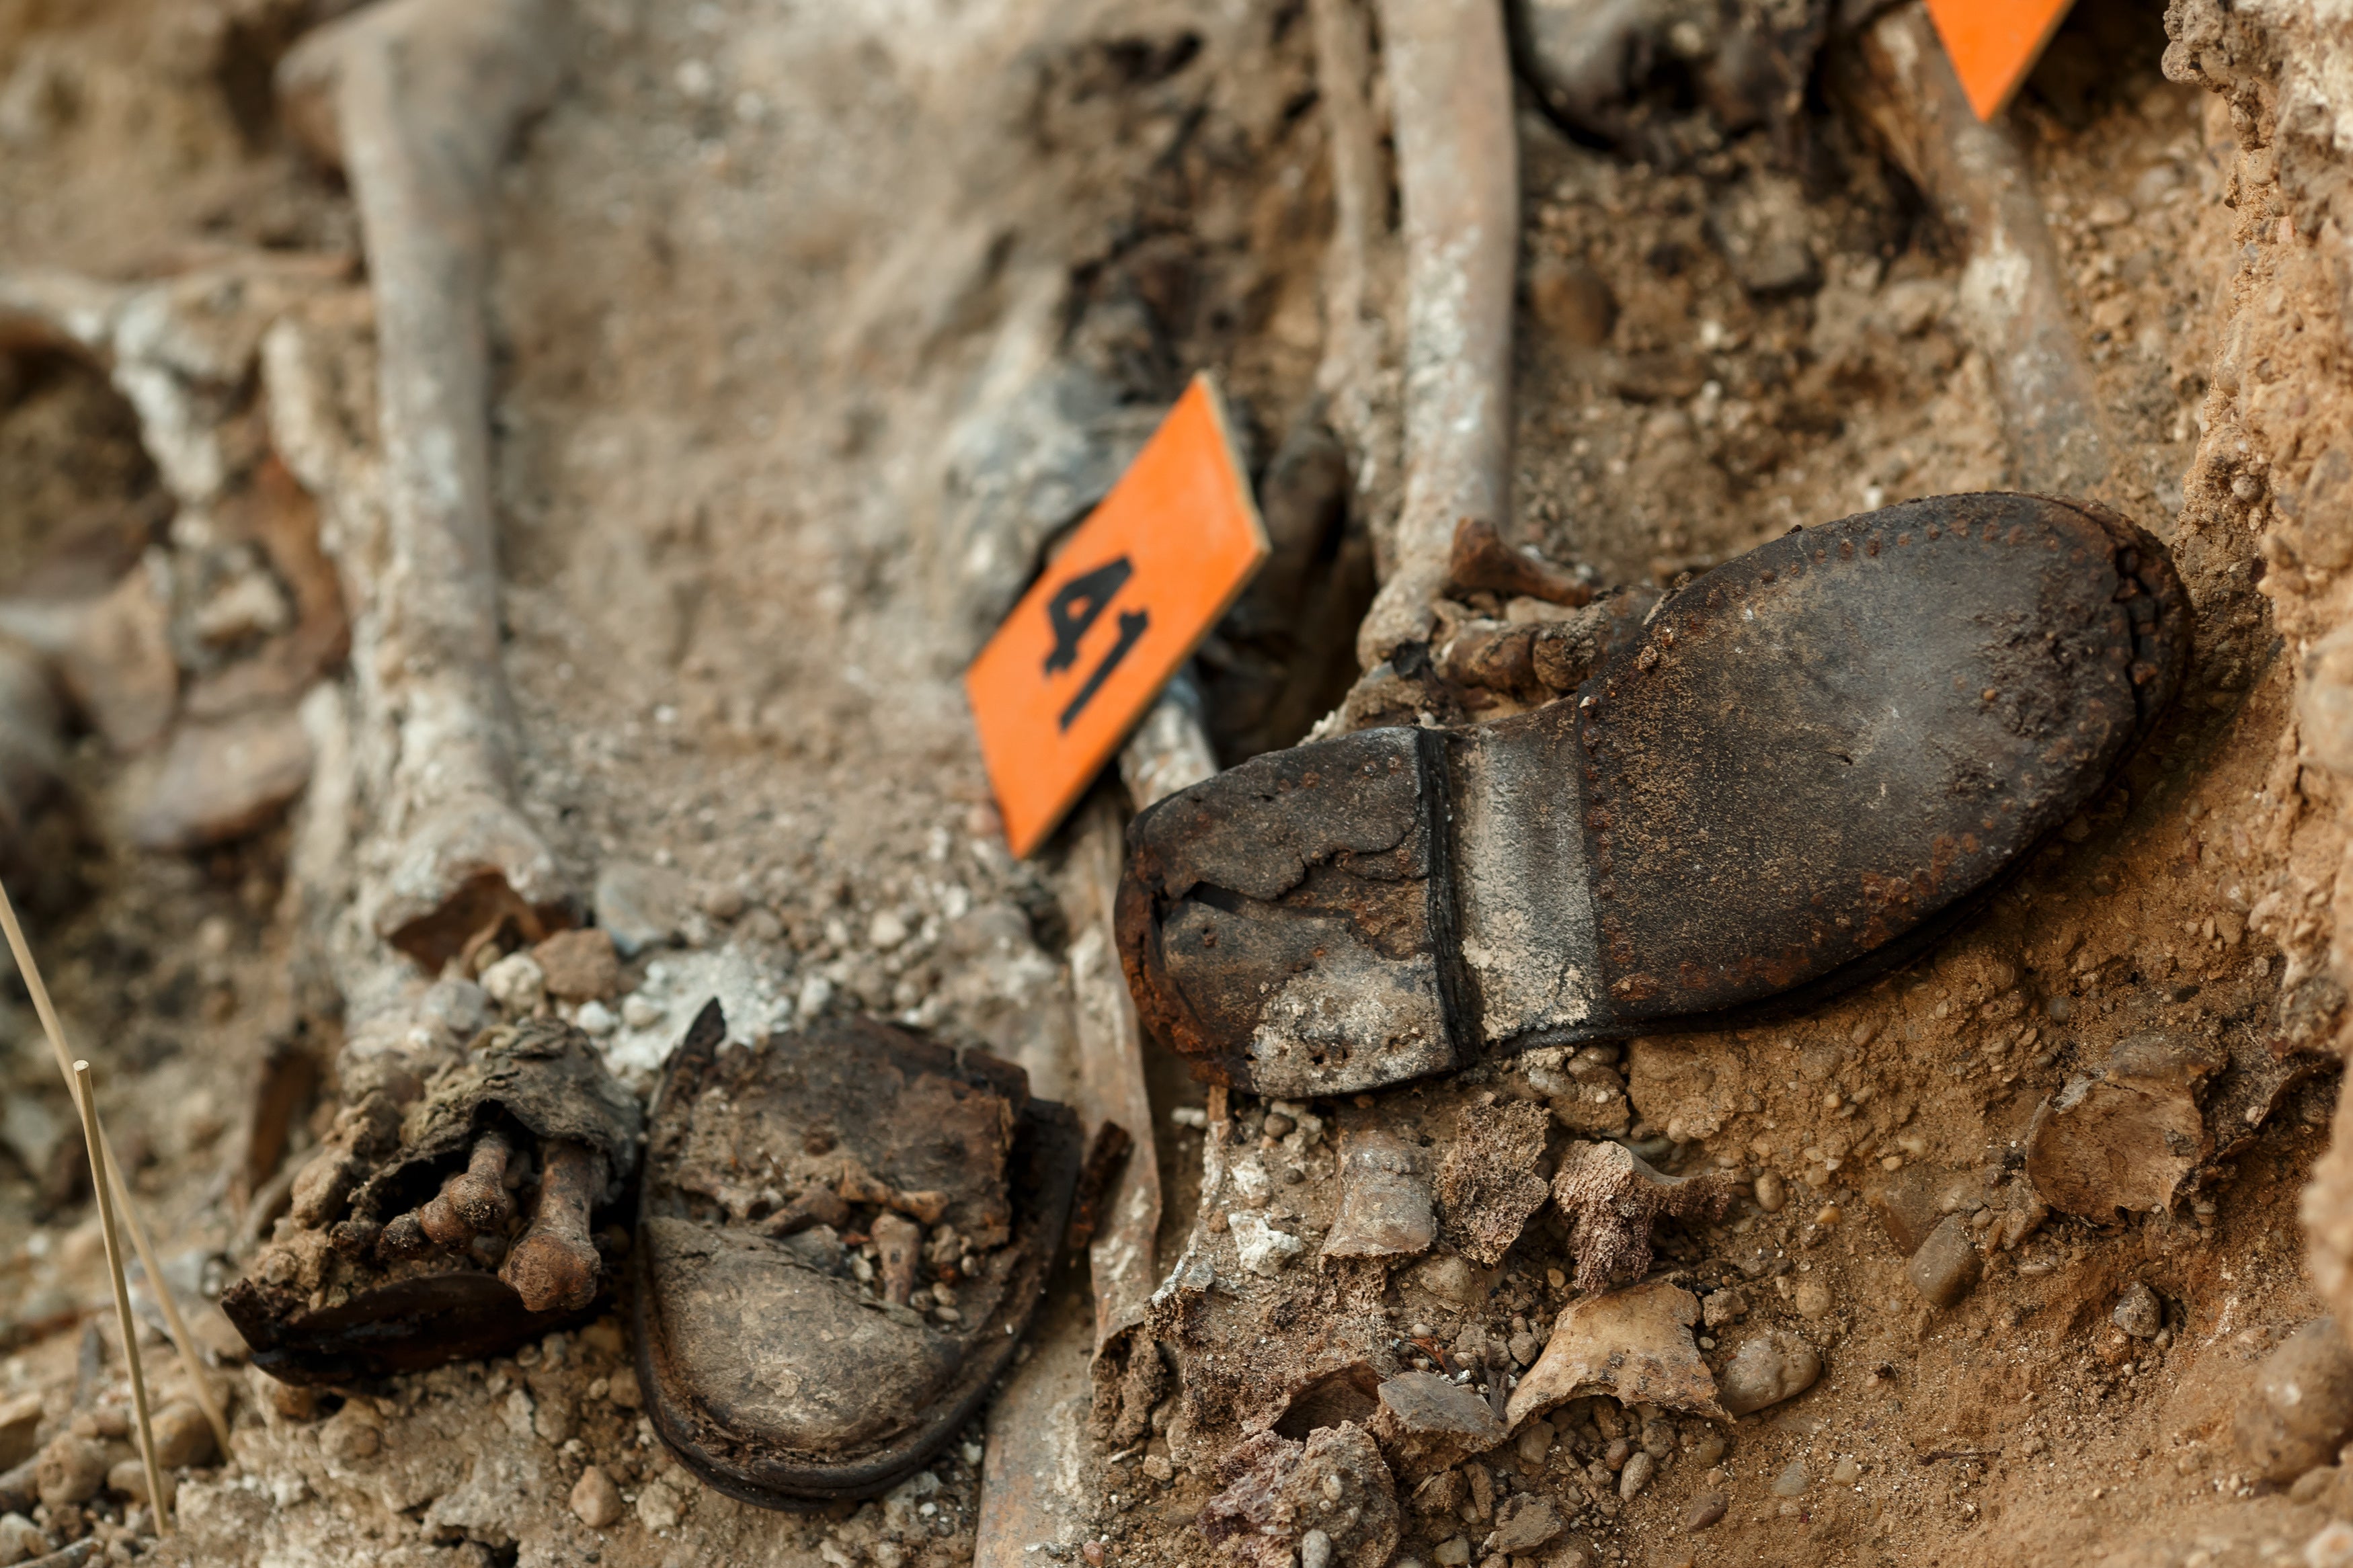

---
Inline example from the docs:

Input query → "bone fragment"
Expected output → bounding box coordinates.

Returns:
[873,1212,923,1308]
[1505,1279,1726,1428]
[1355,0,1519,668]
[1835,3,2113,496]
[500,1141,604,1314]
[1551,1141,1737,1294]
[762,1184,851,1238]
[1445,519,1590,607]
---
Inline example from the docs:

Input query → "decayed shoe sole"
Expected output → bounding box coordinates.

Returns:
[633,1003,1083,1507]
[1118,493,2190,1097]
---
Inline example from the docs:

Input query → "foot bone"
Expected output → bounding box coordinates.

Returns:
[500,1140,606,1313]
[416,1127,515,1246]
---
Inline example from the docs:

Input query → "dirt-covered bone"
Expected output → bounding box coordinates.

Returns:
[500,1139,604,1313]
[275,0,569,972]
[1434,1100,1553,1267]
[1445,518,1590,607]
[224,1019,642,1380]
[1833,3,2113,497]
[1351,0,1519,667]
[415,1125,514,1246]
[1550,1141,1737,1294]
[873,1211,923,1308]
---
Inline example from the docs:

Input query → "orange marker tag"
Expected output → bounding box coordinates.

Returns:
[966,374,1268,859]
[1927,0,2077,121]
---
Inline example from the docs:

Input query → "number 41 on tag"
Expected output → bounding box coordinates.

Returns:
[965,374,1269,858]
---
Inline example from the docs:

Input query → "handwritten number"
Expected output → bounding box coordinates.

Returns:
[1043,558,1134,676]
[1060,608,1148,731]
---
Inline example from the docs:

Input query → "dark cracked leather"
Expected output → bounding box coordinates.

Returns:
[1117,493,2189,1097]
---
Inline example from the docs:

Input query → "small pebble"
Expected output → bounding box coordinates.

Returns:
[481,951,547,1014]
[608,1366,644,1410]
[150,1402,214,1469]
[1433,1537,1472,1567]
[576,999,617,1036]
[2236,1319,2353,1482]
[1619,1450,1656,1499]
[106,1459,173,1511]
[1719,1331,1821,1417]
[2307,1521,2353,1568]
[1832,1456,1861,1485]
[621,995,664,1030]
[1772,1460,1809,1497]
[1907,1214,1982,1309]
[570,1464,625,1529]
[1300,1528,1334,1568]
[637,1479,684,1530]
[2114,1282,2163,1340]
[1794,1280,1831,1321]
[1753,1171,1786,1213]
[1681,1492,1728,1532]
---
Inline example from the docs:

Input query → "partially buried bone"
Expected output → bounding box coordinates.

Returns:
[873,1212,923,1308]
[1353,0,1520,668]
[275,0,569,973]
[1552,1141,1737,1294]
[1832,2,2114,496]
[416,1126,515,1246]
[500,1141,606,1314]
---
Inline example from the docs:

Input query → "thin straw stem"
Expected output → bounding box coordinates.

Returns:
[75,1061,170,1533]
[0,876,234,1461]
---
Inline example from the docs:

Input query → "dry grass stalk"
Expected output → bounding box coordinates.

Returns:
[73,1060,170,1534]
[0,878,235,1463]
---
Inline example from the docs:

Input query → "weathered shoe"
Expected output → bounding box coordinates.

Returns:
[633,1003,1082,1506]
[1117,493,2189,1097]
[224,1018,643,1383]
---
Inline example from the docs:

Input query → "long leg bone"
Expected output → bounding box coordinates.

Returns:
[1352,0,1520,669]
[1832,2,2114,497]
[499,1141,605,1314]
[276,0,568,974]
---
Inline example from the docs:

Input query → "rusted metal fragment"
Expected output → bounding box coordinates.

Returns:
[1505,1280,1725,1428]
[1552,1141,1737,1294]
[1199,1423,1400,1568]
[1322,1130,1437,1262]
[2026,1034,2225,1219]
[1434,1100,1552,1267]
